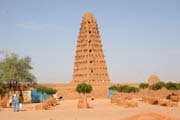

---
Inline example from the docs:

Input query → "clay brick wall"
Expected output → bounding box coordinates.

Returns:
[44,83,111,99]
[72,12,110,84]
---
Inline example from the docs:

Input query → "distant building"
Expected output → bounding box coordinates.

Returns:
[148,74,160,85]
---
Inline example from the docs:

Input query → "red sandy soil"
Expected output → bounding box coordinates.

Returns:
[0,99,180,120]
[120,112,180,120]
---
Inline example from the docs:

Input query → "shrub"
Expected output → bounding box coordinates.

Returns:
[165,82,180,90]
[45,88,57,95]
[116,85,139,93]
[139,83,149,89]
[177,83,180,89]
[36,85,57,95]
[150,82,165,90]
[109,85,118,90]
[36,85,47,94]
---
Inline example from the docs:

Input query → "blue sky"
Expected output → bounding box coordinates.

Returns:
[0,0,180,83]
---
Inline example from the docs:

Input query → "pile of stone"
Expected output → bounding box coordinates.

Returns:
[142,96,159,105]
[111,92,138,108]
[35,98,57,110]
[142,95,178,107]
[158,99,177,107]
[166,93,180,102]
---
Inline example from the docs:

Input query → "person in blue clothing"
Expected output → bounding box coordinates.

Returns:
[13,93,19,112]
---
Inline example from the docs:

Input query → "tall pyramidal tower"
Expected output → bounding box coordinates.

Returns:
[72,12,110,84]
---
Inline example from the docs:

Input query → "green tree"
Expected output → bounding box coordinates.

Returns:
[76,82,92,108]
[0,54,36,93]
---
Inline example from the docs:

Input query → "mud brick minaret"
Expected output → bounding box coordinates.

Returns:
[72,12,110,84]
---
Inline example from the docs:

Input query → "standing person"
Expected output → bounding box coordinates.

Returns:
[13,94,19,112]
[19,93,24,111]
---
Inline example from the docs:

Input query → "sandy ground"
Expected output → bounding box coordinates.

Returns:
[0,99,180,120]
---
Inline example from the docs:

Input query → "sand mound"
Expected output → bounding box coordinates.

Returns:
[120,112,180,120]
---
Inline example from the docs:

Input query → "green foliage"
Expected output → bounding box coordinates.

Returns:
[109,85,117,90]
[76,82,92,94]
[165,82,180,90]
[36,85,47,94]
[111,82,180,92]
[36,85,57,95]
[117,85,139,93]
[177,84,180,89]
[109,85,139,93]
[0,87,7,94]
[139,83,149,89]
[0,54,36,91]
[150,82,165,90]
[45,88,57,95]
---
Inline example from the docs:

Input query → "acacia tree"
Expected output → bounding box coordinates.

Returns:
[0,54,36,93]
[76,82,92,108]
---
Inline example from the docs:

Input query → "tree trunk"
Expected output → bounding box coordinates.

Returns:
[83,93,88,108]
[41,93,43,110]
